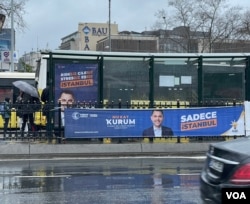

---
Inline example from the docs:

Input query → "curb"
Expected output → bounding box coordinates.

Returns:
[0,142,211,159]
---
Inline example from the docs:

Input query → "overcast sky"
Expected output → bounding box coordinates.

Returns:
[15,0,250,56]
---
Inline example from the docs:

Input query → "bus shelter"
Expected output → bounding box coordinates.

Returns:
[33,51,250,140]
[40,51,250,107]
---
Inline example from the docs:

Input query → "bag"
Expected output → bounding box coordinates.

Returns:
[0,102,11,117]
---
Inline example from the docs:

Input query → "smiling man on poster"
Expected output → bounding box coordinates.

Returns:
[142,109,174,137]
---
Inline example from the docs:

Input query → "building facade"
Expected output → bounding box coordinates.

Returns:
[20,23,250,73]
[19,51,40,72]
[96,32,159,52]
[60,22,119,51]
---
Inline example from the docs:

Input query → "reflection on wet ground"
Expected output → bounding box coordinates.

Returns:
[0,157,204,204]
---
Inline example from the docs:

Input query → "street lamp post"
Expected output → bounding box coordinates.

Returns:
[11,0,14,72]
[0,13,6,71]
[162,16,167,53]
[108,0,111,52]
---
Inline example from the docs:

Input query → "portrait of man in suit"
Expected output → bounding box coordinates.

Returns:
[142,109,173,137]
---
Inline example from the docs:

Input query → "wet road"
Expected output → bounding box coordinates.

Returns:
[0,156,205,204]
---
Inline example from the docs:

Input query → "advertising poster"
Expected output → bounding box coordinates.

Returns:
[54,61,98,127]
[54,61,98,103]
[64,106,244,138]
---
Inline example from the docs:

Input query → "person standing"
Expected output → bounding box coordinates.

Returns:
[41,85,50,133]
[16,91,38,137]
[41,85,49,106]
[2,97,11,138]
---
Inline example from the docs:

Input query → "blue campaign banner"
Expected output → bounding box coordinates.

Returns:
[64,106,244,138]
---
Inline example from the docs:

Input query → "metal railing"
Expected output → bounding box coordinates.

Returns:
[0,100,243,143]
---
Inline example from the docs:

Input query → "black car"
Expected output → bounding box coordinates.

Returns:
[200,136,250,203]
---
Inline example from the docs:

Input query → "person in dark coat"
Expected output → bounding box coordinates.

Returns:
[142,109,173,138]
[41,85,51,135]
[41,85,49,104]
[41,85,50,117]
[16,91,39,137]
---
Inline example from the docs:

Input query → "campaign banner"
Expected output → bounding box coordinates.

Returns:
[64,106,244,138]
[54,61,98,103]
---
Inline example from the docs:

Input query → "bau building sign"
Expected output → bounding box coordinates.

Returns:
[79,22,118,51]
[83,26,108,36]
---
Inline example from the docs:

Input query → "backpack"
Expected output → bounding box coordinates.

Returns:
[0,102,11,117]
[0,104,4,116]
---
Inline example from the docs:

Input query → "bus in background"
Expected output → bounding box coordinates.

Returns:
[0,72,36,103]
[0,72,36,128]
[35,56,48,95]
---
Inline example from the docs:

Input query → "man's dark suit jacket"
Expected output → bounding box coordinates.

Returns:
[142,126,174,137]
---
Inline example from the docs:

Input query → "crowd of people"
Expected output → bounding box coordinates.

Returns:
[0,85,76,138]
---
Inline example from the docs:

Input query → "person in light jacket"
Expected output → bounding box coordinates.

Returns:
[2,97,11,138]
